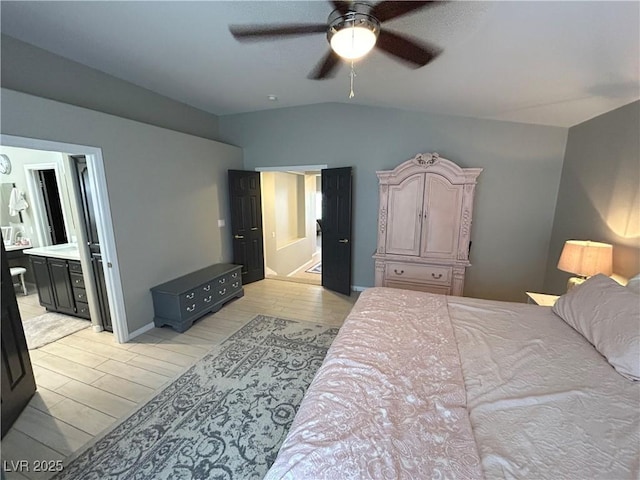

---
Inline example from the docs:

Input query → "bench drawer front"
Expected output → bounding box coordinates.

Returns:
[214,273,242,301]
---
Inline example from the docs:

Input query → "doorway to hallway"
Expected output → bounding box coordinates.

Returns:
[261,170,321,286]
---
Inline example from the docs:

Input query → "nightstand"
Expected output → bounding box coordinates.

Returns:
[526,292,560,307]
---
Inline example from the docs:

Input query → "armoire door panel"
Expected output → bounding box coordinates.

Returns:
[385,174,425,256]
[421,175,462,258]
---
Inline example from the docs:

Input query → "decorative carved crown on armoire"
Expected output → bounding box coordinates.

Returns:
[373,153,482,295]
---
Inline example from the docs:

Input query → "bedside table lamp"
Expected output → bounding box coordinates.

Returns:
[557,240,613,291]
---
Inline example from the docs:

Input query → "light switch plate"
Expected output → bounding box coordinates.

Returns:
[218,219,225,227]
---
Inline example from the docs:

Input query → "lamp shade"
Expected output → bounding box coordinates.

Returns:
[330,26,377,59]
[557,240,613,277]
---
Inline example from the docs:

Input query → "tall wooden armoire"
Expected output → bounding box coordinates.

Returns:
[373,153,482,295]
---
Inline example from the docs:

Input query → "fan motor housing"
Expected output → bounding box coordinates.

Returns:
[327,3,380,45]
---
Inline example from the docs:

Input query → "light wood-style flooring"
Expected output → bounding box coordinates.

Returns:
[16,288,48,321]
[2,279,357,480]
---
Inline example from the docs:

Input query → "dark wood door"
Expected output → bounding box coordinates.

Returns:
[228,170,265,284]
[92,254,112,331]
[1,240,36,438]
[73,156,112,331]
[30,255,55,309]
[38,169,68,245]
[48,258,75,315]
[321,167,353,296]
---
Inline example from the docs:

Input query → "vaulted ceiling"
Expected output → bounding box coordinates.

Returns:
[1,1,638,127]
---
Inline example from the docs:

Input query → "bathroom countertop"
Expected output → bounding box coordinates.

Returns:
[5,242,32,252]
[23,243,81,261]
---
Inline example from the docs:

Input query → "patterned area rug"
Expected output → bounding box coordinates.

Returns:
[23,312,90,350]
[306,262,322,274]
[53,315,338,480]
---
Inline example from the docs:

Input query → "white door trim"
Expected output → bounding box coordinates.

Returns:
[254,164,327,172]
[1,134,128,344]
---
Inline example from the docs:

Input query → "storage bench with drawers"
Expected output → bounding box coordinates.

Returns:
[150,263,243,332]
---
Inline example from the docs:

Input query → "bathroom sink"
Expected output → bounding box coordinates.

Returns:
[47,243,78,252]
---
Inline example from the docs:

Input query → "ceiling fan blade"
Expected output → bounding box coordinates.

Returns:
[229,24,327,41]
[308,50,342,80]
[375,30,442,68]
[372,1,441,23]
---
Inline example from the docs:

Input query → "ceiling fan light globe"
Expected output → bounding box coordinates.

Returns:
[330,26,377,60]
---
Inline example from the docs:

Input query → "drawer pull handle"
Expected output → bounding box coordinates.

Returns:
[432,273,443,279]
[338,238,349,243]
[232,281,239,288]
[219,278,226,284]
[186,292,195,299]
[394,269,404,275]
[186,304,196,312]
[219,288,226,296]
[234,234,244,239]
[232,272,238,278]
[203,285,211,292]
[204,295,212,303]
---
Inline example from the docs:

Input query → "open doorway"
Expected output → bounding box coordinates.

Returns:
[229,164,352,295]
[2,147,78,327]
[260,170,321,286]
[0,135,126,343]
[0,145,114,341]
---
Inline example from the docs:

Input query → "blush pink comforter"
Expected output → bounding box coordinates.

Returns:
[264,287,483,480]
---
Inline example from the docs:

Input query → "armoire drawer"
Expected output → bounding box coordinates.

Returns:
[385,280,451,296]
[384,262,451,286]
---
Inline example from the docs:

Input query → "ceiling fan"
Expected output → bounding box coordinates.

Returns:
[229,1,444,80]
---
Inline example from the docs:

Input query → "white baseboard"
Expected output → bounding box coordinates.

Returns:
[351,285,369,292]
[125,321,155,342]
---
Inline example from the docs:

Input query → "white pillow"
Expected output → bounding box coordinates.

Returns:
[626,273,640,294]
[552,274,640,381]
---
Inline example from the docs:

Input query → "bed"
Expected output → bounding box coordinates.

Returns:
[265,275,640,479]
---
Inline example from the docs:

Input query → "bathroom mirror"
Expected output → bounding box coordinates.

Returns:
[1,226,13,245]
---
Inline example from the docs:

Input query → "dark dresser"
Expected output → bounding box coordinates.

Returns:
[151,263,243,332]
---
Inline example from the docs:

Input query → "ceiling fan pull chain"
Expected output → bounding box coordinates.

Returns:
[349,60,356,99]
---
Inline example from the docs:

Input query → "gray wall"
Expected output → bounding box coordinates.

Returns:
[1,88,243,334]
[544,101,640,294]
[1,35,220,141]
[219,103,569,302]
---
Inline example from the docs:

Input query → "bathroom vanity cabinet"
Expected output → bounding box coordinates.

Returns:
[29,255,90,320]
